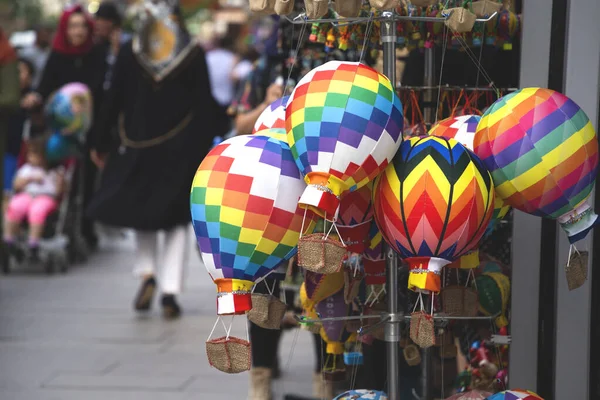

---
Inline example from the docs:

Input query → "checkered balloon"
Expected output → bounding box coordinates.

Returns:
[286,61,404,219]
[253,96,289,134]
[191,132,314,315]
[374,136,495,293]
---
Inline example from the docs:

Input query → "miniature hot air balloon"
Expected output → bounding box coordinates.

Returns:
[191,132,314,315]
[474,88,599,245]
[316,288,353,381]
[299,270,345,332]
[253,96,289,134]
[374,136,495,293]
[45,82,93,138]
[486,389,544,400]
[286,61,404,219]
[363,221,386,304]
[335,182,375,254]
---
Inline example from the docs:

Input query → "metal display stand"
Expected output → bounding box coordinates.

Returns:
[287,9,499,400]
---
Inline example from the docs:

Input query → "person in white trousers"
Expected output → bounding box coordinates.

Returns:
[86,0,230,319]
[132,226,189,318]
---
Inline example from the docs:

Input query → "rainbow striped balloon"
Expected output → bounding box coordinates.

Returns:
[253,96,289,134]
[374,136,495,292]
[474,88,599,244]
[191,132,314,315]
[286,61,404,219]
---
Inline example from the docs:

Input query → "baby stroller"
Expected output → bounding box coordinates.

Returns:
[1,159,77,275]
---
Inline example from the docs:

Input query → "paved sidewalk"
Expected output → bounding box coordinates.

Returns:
[0,229,316,400]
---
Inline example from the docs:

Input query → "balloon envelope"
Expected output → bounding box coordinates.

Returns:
[374,136,495,292]
[45,82,93,137]
[253,96,289,134]
[286,61,404,218]
[191,133,313,314]
[474,88,599,243]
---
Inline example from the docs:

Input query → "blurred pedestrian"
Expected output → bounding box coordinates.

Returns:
[18,25,52,89]
[205,26,238,112]
[4,58,35,206]
[94,1,129,90]
[22,4,108,251]
[87,0,228,320]
[0,28,20,242]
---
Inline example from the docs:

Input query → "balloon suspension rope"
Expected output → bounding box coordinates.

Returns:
[434,23,449,126]
[567,244,580,267]
[284,21,308,96]
[207,315,236,341]
[359,14,374,65]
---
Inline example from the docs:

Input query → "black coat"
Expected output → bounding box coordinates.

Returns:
[37,45,107,113]
[86,42,228,231]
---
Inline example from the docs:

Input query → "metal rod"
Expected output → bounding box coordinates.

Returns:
[398,85,519,92]
[298,311,501,324]
[380,12,401,400]
[284,11,498,25]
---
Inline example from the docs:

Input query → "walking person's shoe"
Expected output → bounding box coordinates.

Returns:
[161,294,181,320]
[249,367,272,400]
[133,276,156,312]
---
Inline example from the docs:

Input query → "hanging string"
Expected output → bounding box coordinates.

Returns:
[284,22,308,96]
[359,15,374,64]
[434,24,450,125]
[456,35,497,92]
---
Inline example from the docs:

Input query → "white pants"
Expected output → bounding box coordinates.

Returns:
[133,225,189,295]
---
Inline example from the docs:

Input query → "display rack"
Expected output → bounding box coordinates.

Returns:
[285,8,503,400]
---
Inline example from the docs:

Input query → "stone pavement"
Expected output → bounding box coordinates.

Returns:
[0,228,317,400]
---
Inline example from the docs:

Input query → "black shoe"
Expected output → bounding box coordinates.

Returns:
[161,294,181,320]
[133,277,156,312]
[84,234,99,252]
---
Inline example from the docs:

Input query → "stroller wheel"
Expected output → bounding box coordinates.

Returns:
[56,254,69,274]
[45,256,55,275]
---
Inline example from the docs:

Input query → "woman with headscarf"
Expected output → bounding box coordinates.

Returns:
[87,0,228,319]
[21,5,108,251]
[0,28,21,243]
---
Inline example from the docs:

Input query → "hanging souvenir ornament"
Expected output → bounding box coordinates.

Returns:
[335,182,375,254]
[474,88,599,247]
[334,390,388,400]
[362,221,386,305]
[286,61,404,219]
[374,136,495,293]
[191,132,315,316]
[445,390,493,399]
[485,389,544,400]
[316,288,353,381]
[495,8,519,50]
[253,96,289,134]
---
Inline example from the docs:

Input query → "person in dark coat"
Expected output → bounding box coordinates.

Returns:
[22,4,108,251]
[87,0,228,319]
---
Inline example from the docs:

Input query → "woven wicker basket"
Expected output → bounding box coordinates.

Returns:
[370,0,401,11]
[304,0,329,18]
[298,234,347,274]
[472,0,502,17]
[333,0,362,17]
[410,0,437,6]
[445,7,477,33]
[566,250,588,291]
[206,336,251,374]
[274,0,294,15]
[248,0,275,14]
[247,293,270,325]
[410,311,435,349]
[403,344,422,366]
[442,285,479,317]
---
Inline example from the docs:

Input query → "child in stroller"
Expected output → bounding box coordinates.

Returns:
[2,138,71,273]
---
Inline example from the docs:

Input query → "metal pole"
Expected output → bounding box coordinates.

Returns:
[420,45,436,400]
[381,13,401,400]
